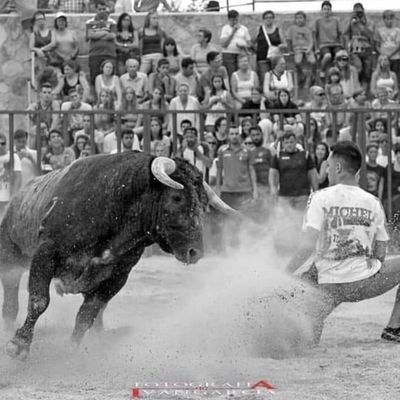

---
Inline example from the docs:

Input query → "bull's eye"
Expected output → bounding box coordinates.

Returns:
[171,194,183,203]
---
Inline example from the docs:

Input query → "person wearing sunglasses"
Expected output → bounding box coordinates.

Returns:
[0,133,22,216]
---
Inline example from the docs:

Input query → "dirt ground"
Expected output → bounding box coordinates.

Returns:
[1,252,400,400]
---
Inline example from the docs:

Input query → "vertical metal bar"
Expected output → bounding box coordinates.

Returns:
[387,111,393,220]
[304,111,310,154]
[171,112,178,156]
[62,111,69,147]
[35,112,42,174]
[358,111,367,190]
[199,113,205,142]
[143,112,151,154]
[279,112,284,131]
[8,113,15,194]
[331,110,337,144]
[116,112,122,153]
[89,112,95,151]
[352,110,358,142]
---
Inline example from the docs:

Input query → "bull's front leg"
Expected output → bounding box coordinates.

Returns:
[1,267,24,330]
[6,240,56,360]
[71,249,142,345]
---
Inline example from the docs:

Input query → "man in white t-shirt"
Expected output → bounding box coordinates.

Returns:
[0,133,22,216]
[286,141,400,343]
[220,9,251,79]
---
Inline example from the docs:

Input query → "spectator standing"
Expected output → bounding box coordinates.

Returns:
[214,116,228,151]
[49,0,89,12]
[313,0,343,82]
[148,58,176,103]
[115,13,140,76]
[85,1,116,85]
[28,82,60,133]
[111,129,140,153]
[120,87,139,125]
[120,58,149,104]
[250,125,272,200]
[29,11,52,71]
[174,57,202,100]
[163,37,181,76]
[94,59,122,108]
[216,125,258,213]
[366,143,385,200]
[370,55,399,100]
[61,87,92,141]
[94,89,115,136]
[377,10,400,85]
[220,10,251,79]
[134,0,172,12]
[104,124,140,154]
[53,60,90,103]
[344,3,376,87]
[143,117,170,156]
[14,129,37,186]
[304,85,330,134]
[231,54,259,108]
[190,29,217,75]
[139,12,167,75]
[254,10,283,84]
[69,133,89,159]
[45,12,79,70]
[168,83,201,135]
[287,11,316,88]
[115,0,133,13]
[269,131,318,212]
[0,133,22,214]
[179,127,211,178]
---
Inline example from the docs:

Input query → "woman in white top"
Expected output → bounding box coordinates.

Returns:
[263,57,293,101]
[370,55,398,100]
[231,54,259,108]
[94,59,122,109]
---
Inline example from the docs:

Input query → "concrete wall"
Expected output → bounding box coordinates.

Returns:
[0,10,394,127]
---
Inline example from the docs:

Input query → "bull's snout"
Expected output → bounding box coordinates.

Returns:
[186,247,203,264]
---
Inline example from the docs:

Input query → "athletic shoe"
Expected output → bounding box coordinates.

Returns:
[381,327,400,342]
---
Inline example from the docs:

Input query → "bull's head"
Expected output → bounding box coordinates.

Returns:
[150,157,235,264]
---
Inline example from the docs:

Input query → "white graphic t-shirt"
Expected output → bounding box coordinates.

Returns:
[303,184,389,284]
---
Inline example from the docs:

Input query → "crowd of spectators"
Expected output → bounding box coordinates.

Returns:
[4,0,400,223]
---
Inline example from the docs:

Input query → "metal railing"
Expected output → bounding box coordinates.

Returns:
[3,107,399,218]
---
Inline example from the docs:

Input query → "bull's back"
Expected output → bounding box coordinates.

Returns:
[0,168,70,258]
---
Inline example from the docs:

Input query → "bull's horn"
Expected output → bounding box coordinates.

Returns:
[151,157,184,190]
[203,182,237,215]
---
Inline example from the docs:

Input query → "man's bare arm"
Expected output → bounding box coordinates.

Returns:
[286,228,319,274]
[373,240,387,263]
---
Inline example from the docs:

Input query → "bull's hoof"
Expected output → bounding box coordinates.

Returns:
[6,339,30,361]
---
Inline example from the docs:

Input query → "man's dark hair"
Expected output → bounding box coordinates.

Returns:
[96,0,107,7]
[68,87,79,96]
[180,119,192,128]
[121,128,134,138]
[321,0,332,9]
[331,141,362,173]
[157,58,170,68]
[282,131,296,140]
[249,125,262,134]
[181,57,194,69]
[227,9,239,19]
[366,143,378,152]
[262,10,275,19]
[199,28,212,43]
[183,127,197,136]
[206,51,220,64]
[40,82,53,91]
[14,129,28,140]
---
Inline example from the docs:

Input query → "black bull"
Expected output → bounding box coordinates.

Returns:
[0,152,233,360]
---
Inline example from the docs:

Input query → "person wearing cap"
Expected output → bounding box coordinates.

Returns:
[219,10,251,80]
[49,0,89,13]
[377,10,400,85]
[334,49,361,99]
[313,1,343,82]
[42,12,79,69]
[343,2,376,86]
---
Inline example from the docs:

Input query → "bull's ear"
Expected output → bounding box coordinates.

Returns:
[151,157,184,190]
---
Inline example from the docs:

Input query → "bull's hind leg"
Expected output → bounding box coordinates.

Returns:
[6,240,56,360]
[1,268,24,330]
[71,269,130,345]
